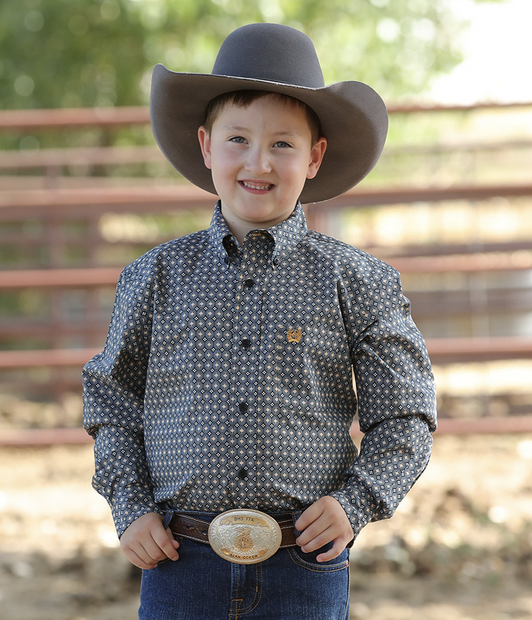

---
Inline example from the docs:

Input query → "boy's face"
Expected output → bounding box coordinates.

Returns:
[198,95,327,240]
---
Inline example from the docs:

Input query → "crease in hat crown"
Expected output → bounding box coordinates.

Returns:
[211,23,325,88]
[150,22,389,204]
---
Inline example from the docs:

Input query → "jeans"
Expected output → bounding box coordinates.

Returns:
[139,513,350,620]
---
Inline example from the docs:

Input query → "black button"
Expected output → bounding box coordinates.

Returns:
[224,256,230,265]
[237,468,248,480]
[239,402,248,413]
[244,279,255,288]
[241,339,251,349]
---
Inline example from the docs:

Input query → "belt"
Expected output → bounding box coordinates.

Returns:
[168,510,298,564]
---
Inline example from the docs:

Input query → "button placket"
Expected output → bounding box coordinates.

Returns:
[230,235,273,494]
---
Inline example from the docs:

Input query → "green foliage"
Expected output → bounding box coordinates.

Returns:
[0,0,502,112]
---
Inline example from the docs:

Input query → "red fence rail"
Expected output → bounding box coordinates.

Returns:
[2,101,532,132]
[2,337,532,371]
[1,102,532,445]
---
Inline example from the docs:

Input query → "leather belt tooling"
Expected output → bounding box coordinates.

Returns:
[169,509,297,565]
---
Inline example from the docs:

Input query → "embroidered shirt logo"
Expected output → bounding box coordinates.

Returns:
[287,327,302,344]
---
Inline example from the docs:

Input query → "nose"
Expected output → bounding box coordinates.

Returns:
[245,145,272,174]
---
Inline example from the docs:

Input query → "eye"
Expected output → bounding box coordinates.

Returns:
[274,141,292,148]
[229,136,247,144]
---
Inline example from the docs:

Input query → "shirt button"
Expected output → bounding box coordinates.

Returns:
[239,402,248,413]
[241,339,251,349]
[237,468,248,480]
[244,279,255,288]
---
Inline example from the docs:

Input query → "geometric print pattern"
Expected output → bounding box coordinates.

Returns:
[82,202,437,539]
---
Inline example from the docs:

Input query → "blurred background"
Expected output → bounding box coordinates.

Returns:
[0,0,531,618]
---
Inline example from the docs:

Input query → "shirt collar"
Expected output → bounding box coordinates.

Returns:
[208,201,309,263]
[208,202,236,262]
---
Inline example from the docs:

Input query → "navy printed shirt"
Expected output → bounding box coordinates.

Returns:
[83,202,437,538]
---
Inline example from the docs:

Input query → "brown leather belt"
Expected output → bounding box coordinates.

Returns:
[168,512,298,549]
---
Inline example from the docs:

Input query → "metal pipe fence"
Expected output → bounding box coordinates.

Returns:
[1,102,532,444]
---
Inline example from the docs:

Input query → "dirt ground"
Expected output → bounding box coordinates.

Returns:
[1,433,532,620]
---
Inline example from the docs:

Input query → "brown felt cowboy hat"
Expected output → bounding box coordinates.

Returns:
[150,23,388,204]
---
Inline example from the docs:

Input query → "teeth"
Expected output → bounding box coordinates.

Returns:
[241,181,272,190]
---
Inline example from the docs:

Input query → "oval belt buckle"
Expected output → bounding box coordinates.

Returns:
[208,509,282,564]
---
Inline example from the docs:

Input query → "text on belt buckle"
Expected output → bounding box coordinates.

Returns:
[208,509,282,564]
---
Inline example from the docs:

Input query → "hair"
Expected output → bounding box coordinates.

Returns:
[203,90,322,146]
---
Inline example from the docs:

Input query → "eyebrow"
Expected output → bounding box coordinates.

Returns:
[223,125,303,137]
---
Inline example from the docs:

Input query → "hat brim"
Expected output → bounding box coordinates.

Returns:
[150,63,388,204]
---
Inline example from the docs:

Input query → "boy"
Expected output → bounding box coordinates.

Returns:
[83,23,437,619]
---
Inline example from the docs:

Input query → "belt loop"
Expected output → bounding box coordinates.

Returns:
[162,511,174,529]
[292,511,302,538]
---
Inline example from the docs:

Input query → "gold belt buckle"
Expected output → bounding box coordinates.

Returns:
[208,509,282,564]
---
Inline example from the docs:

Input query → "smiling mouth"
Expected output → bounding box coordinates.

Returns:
[239,180,274,191]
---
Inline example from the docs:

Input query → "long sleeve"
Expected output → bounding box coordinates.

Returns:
[329,262,437,538]
[82,257,161,537]
[82,204,437,539]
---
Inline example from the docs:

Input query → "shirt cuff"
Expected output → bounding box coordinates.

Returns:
[328,490,373,542]
[109,496,164,539]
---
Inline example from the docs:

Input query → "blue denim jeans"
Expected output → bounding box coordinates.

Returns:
[139,512,350,620]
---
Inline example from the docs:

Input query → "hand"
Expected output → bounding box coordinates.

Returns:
[294,496,353,562]
[120,512,180,570]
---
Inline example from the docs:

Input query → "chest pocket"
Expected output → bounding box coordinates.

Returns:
[273,317,351,402]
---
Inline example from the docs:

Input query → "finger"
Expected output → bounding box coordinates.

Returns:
[133,542,165,567]
[123,546,160,570]
[125,528,171,565]
[295,503,323,532]
[165,525,180,547]
[297,524,321,548]
[153,527,180,561]
[316,540,348,563]
[121,536,157,565]
[125,537,177,570]
[296,514,333,547]
[299,528,334,553]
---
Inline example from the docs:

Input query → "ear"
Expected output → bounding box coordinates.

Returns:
[197,125,212,169]
[307,137,327,179]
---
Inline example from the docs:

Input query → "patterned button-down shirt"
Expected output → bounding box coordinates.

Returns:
[83,202,437,539]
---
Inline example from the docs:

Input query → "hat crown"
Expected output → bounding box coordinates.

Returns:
[212,23,325,89]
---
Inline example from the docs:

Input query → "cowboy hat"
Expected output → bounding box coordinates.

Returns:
[150,23,388,204]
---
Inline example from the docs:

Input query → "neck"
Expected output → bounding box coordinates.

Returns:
[222,217,255,246]
[220,203,297,246]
